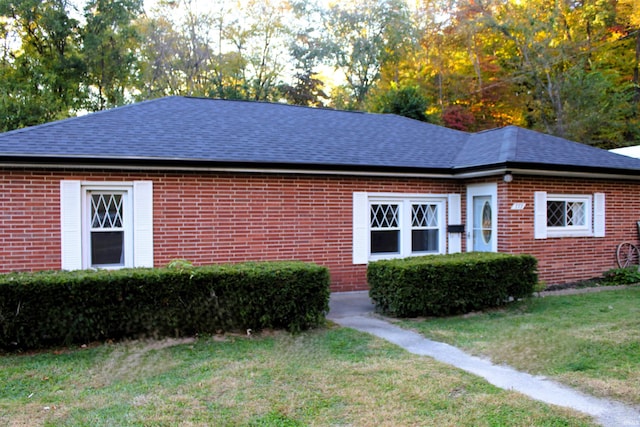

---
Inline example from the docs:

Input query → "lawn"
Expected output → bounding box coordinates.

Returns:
[1,327,594,426]
[399,287,640,406]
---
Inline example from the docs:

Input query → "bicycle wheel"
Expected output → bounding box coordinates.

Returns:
[616,242,640,268]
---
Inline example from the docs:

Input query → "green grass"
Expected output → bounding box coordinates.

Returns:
[0,327,594,426]
[399,287,640,405]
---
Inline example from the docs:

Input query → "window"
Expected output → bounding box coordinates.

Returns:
[60,181,153,270]
[547,199,586,228]
[86,190,130,268]
[353,193,447,263]
[534,192,605,239]
[411,203,439,253]
[370,203,400,254]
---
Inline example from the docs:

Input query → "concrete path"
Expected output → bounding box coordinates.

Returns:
[327,291,640,427]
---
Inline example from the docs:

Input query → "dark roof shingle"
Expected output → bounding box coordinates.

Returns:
[1,96,639,176]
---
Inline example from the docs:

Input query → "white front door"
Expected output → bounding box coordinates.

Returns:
[467,183,497,252]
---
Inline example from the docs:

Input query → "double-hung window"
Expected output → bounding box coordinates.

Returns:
[60,181,154,270]
[354,193,447,263]
[85,190,131,268]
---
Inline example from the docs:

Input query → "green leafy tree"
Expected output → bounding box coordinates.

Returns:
[368,85,429,121]
[0,0,84,131]
[323,0,411,109]
[82,0,143,111]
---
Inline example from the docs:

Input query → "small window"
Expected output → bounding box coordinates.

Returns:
[88,192,127,267]
[547,200,586,228]
[60,180,154,271]
[536,194,594,238]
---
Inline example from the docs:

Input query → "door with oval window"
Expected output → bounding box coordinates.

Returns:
[467,183,497,252]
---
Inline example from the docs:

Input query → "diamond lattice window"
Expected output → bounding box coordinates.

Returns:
[371,204,399,229]
[370,204,400,254]
[89,192,125,266]
[91,194,124,229]
[412,204,438,228]
[547,200,586,227]
[411,204,439,253]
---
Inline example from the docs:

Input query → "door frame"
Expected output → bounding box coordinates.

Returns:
[466,183,498,252]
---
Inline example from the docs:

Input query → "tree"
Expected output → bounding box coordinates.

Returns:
[0,0,84,131]
[240,0,291,101]
[368,84,429,121]
[82,0,143,110]
[323,0,411,109]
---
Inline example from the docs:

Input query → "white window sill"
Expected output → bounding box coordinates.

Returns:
[546,229,593,238]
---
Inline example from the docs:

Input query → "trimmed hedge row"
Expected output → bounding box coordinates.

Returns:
[368,252,537,317]
[0,261,330,350]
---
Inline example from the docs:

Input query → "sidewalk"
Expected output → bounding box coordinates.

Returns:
[327,290,640,427]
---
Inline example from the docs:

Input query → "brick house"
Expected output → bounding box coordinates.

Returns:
[1,96,640,291]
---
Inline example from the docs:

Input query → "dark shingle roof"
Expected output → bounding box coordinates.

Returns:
[455,126,640,173]
[1,96,639,176]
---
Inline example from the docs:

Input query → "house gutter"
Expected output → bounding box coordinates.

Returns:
[1,156,640,181]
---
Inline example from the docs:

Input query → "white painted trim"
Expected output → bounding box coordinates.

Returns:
[133,181,154,267]
[594,193,605,237]
[447,194,462,254]
[352,192,369,264]
[466,183,498,252]
[60,181,82,270]
[534,192,548,239]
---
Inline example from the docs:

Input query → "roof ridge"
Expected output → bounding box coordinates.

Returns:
[498,126,518,162]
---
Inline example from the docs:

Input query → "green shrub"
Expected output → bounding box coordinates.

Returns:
[367,252,537,317]
[602,267,640,286]
[0,261,330,350]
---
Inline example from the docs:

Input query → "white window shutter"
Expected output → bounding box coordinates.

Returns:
[133,181,154,267]
[594,193,605,237]
[60,180,82,270]
[352,192,369,264]
[534,191,547,239]
[447,194,462,253]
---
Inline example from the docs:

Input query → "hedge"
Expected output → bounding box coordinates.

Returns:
[0,261,330,350]
[368,252,537,317]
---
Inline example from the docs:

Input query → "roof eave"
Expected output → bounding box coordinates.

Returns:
[0,155,455,178]
[454,162,640,180]
[2,156,640,181]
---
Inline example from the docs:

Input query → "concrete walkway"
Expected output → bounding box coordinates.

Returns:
[327,291,640,427]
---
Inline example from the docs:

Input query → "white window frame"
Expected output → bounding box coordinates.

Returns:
[60,180,154,270]
[82,186,133,269]
[534,192,605,239]
[353,192,447,263]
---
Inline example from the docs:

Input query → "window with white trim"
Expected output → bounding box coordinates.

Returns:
[353,193,447,263]
[534,192,605,239]
[60,181,154,270]
[85,189,131,268]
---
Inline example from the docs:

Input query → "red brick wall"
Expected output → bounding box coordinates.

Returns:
[0,168,460,291]
[498,175,640,285]
[2,168,638,290]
